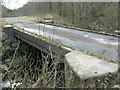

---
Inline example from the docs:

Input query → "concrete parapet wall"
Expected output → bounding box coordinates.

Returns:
[3,25,119,88]
[3,26,70,61]
[65,50,119,87]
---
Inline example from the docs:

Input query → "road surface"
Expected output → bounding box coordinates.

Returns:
[5,17,119,60]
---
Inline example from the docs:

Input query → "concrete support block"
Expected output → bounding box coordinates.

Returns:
[65,50,119,80]
[65,50,119,87]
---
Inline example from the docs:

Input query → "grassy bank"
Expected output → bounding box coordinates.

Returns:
[0,18,7,29]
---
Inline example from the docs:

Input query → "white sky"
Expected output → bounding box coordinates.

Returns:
[0,0,119,10]
[1,0,29,10]
[29,0,119,2]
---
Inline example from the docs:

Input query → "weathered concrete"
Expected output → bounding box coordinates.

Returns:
[65,50,119,80]
[3,25,71,61]
[3,25,119,85]
[3,25,15,40]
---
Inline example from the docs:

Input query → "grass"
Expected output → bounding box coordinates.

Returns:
[80,48,119,64]
[0,18,8,29]
[0,18,4,29]
[0,64,8,71]
[18,16,39,22]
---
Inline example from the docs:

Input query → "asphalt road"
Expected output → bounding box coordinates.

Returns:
[5,17,119,59]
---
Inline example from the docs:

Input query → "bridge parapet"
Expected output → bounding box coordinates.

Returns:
[3,25,119,87]
[3,25,71,57]
[65,50,119,79]
[3,25,15,40]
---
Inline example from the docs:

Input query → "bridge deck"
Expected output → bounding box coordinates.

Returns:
[3,25,119,80]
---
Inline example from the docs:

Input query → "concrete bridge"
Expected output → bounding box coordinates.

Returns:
[3,24,119,87]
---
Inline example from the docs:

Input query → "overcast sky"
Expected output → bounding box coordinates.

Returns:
[1,0,29,10]
[1,0,119,10]
[29,0,119,2]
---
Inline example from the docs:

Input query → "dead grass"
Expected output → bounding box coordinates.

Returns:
[0,18,7,29]
[18,16,38,22]
[18,14,69,25]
